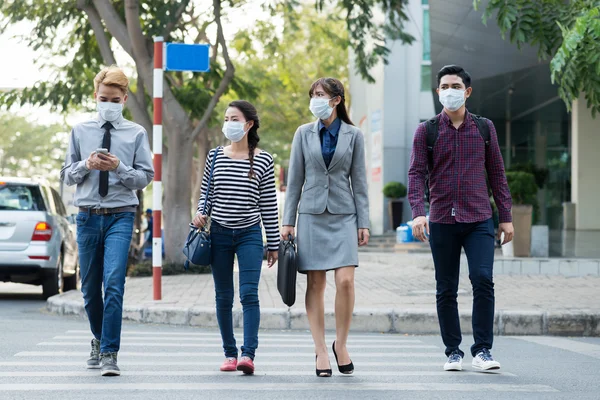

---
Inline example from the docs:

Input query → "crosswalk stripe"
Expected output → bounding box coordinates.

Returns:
[0,361,446,367]
[15,351,442,358]
[0,370,516,377]
[64,330,416,339]
[0,383,558,392]
[511,336,600,360]
[36,342,438,349]
[53,336,423,344]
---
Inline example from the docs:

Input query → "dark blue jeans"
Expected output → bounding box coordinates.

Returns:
[76,211,134,354]
[429,218,495,357]
[210,221,263,360]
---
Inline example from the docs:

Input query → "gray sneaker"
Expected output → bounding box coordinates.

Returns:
[86,339,100,369]
[100,353,121,376]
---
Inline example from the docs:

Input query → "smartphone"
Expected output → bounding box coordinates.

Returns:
[96,148,109,155]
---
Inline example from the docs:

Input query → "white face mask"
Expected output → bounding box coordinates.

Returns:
[309,98,334,120]
[439,88,467,112]
[222,121,247,143]
[97,102,123,122]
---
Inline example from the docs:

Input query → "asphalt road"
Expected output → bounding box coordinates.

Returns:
[1,282,599,400]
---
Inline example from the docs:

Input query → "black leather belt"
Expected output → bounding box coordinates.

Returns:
[79,206,137,215]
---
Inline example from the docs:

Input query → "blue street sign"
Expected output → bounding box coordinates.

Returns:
[165,43,210,72]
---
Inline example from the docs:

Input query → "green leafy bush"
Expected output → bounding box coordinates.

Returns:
[382,182,407,199]
[506,171,538,206]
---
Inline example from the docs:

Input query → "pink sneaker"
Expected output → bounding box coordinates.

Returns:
[236,356,255,375]
[220,357,237,372]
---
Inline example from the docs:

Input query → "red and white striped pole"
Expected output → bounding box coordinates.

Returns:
[152,36,164,300]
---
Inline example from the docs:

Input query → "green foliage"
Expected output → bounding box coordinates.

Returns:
[0,114,68,185]
[230,4,350,161]
[508,162,549,189]
[128,260,211,277]
[474,0,600,116]
[382,181,407,199]
[506,171,538,206]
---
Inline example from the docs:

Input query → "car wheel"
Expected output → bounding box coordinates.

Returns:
[63,259,79,292]
[42,255,64,300]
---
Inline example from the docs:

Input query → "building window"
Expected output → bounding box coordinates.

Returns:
[421,4,431,91]
[422,9,430,61]
[421,64,432,91]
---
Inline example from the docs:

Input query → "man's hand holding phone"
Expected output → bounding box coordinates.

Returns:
[86,149,120,171]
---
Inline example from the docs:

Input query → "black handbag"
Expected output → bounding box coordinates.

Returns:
[277,235,298,307]
[182,147,220,270]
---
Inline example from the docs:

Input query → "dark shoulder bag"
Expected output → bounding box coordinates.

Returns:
[182,147,220,270]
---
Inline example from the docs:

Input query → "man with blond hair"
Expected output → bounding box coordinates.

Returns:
[61,65,154,376]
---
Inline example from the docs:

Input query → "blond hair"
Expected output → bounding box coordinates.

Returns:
[94,65,129,95]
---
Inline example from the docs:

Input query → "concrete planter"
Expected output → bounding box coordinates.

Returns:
[512,205,533,257]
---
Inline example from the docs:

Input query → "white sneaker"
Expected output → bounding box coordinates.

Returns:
[472,349,501,370]
[444,351,463,371]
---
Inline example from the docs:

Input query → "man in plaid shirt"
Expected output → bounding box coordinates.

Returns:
[408,65,514,372]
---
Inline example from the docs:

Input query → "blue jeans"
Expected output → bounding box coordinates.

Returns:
[429,218,495,357]
[76,211,134,354]
[210,221,263,360]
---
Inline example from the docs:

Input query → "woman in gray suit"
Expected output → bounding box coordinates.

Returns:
[281,77,370,377]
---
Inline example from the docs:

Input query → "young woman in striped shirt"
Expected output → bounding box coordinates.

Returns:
[192,100,280,375]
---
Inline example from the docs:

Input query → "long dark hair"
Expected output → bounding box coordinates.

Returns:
[228,100,260,179]
[309,77,354,125]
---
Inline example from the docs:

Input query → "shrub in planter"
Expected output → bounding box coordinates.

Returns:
[506,171,538,207]
[383,181,407,230]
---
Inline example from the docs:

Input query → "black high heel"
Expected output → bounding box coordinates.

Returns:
[332,341,354,374]
[315,355,332,377]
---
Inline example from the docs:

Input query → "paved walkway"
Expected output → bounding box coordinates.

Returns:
[119,253,600,311]
[48,253,600,336]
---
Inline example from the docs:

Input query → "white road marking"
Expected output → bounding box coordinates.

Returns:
[0,383,557,392]
[36,342,438,349]
[64,330,421,339]
[0,361,445,367]
[14,351,442,358]
[511,336,600,359]
[53,336,423,344]
[0,370,516,377]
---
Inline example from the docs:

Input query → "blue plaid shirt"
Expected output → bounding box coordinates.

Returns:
[319,118,341,168]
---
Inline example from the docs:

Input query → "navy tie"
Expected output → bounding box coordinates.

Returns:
[99,122,113,197]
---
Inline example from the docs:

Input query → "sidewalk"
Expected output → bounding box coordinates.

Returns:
[48,252,600,336]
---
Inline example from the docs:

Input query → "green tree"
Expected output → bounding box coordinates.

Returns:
[474,0,600,116]
[230,4,349,162]
[0,0,411,262]
[0,114,68,185]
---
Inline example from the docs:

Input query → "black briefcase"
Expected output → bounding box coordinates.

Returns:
[277,236,298,307]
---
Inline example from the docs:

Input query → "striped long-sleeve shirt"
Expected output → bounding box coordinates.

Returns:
[197,147,280,251]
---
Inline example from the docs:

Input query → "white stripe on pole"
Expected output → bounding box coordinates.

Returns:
[153,69,163,98]
[152,238,162,267]
[152,125,162,155]
[153,181,162,211]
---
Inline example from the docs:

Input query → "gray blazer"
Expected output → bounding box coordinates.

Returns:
[283,120,370,229]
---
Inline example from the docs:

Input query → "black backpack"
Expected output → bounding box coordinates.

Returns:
[424,113,491,203]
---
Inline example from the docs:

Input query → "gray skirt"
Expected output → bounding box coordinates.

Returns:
[296,210,359,273]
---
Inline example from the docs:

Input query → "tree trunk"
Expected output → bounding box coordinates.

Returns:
[192,130,210,203]
[163,130,195,265]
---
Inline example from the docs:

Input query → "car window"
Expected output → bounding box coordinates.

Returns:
[51,188,67,216]
[0,184,46,211]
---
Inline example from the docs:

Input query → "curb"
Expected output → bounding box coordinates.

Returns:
[47,295,600,336]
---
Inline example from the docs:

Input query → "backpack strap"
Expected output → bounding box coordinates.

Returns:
[425,116,439,170]
[470,114,491,146]
[424,117,439,204]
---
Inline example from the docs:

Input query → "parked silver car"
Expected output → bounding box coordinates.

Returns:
[0,177,79,299]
